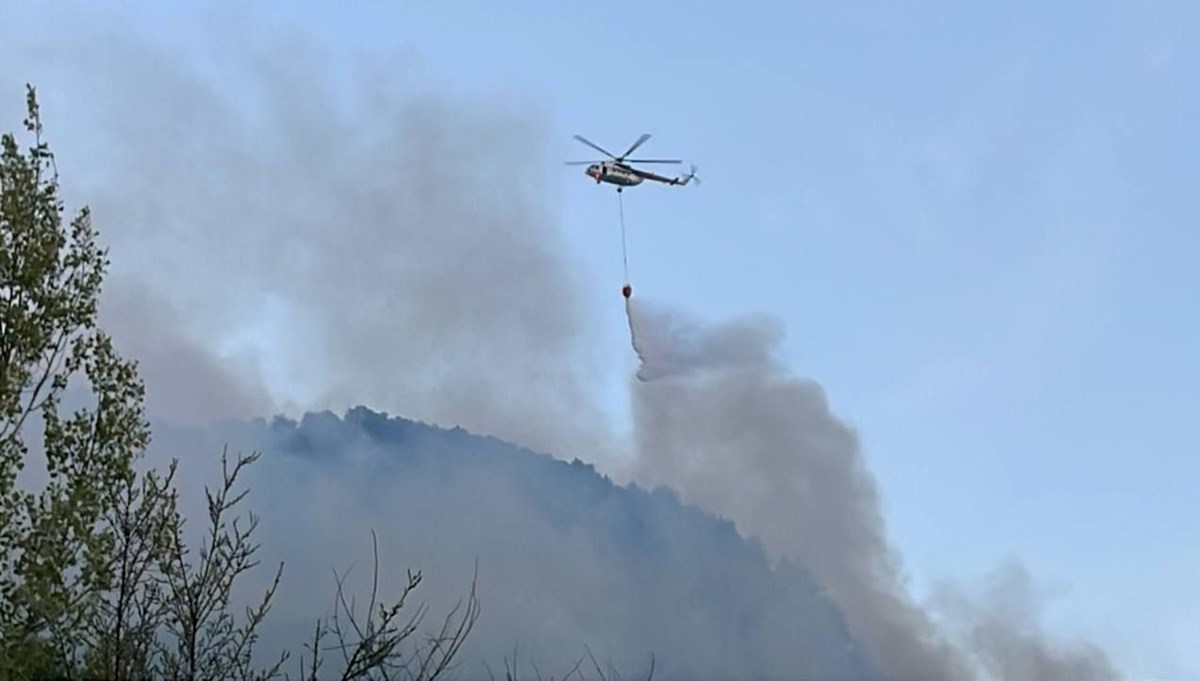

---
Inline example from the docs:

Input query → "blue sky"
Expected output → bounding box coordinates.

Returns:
[7,1,1199,676]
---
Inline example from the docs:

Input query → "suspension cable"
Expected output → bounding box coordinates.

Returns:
[618,189,629,282]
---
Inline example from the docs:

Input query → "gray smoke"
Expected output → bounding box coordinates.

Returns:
[95,275,276,425]
[625,295,1121,680]
[624,296,778,381]
[0,7,612,462]
[929,562,1123,681]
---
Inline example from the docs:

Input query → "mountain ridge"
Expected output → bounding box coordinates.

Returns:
[149,405,884,680]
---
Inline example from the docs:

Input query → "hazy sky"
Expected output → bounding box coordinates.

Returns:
[4,1,1198,677]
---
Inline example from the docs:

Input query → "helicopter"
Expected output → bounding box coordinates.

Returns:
[565,133,699,192]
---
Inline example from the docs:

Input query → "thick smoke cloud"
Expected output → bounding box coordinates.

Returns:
[95,275,276,425]
[625,296,1121,680]
[0,8,612,461]
[624,297,780,382]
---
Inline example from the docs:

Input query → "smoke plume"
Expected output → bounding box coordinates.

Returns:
[1,7,612,461]
[929,562,1124,681]
[625,295,1121,680]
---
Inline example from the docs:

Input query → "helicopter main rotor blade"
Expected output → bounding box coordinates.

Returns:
[563,160,601,165]
[620,133,652,159]
[625,158,682,164]
[573,135,617,159]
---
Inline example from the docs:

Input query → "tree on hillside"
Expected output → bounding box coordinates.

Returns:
[0,84,480,680]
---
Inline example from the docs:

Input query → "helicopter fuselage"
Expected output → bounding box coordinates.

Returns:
[586,162,643,187]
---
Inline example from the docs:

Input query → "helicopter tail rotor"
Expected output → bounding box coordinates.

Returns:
[680,164,701,186]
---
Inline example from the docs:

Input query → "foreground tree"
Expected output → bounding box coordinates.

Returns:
[0,82,155,677]
[0,85,480,680]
